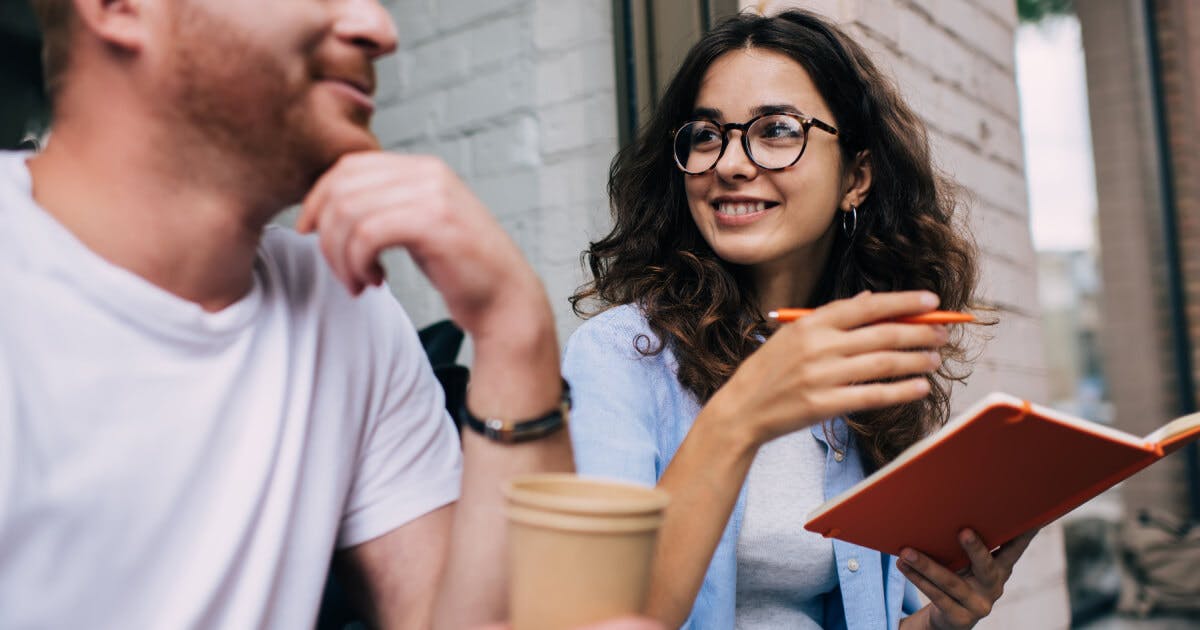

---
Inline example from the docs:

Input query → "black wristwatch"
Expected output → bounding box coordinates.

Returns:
[461,379,571,444]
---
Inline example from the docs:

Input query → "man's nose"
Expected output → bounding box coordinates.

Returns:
[334,0,399,59]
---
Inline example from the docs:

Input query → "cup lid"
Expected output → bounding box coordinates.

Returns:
[504,473,670,516]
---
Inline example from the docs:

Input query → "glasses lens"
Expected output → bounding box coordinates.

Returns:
[674,121,723,174]
[747,115,806,169]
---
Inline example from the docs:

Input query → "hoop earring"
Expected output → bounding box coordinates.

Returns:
[842,205,858,240]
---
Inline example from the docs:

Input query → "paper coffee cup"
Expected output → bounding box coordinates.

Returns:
[505,473,670,630]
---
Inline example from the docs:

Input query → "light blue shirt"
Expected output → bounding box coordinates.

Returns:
[563,305,921,630]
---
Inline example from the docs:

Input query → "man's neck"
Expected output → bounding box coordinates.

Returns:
[26,120,277,313]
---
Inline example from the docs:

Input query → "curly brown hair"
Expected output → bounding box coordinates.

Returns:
[571,9,982,469]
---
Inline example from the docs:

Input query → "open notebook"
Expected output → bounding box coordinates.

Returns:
[804,393,1200,571]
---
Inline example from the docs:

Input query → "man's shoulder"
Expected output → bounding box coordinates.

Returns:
[0,150,35,226]
[257,226,406,326]
[259,225,324,275]
[257,226,348,304]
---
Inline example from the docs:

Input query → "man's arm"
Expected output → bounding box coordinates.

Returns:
[332,505,454,629]
[297,152,573,628]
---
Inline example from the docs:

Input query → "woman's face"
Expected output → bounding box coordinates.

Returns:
[683,48,848,273]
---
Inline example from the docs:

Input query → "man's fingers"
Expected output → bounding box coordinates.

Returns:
[804,290,940,330]
[298,153,356,233]
[297,152,428,233]
[342,209,414,290]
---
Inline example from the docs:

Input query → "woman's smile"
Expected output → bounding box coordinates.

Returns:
[711,195,779,226]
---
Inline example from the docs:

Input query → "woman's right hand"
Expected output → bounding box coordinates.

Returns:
[710,290,949,446]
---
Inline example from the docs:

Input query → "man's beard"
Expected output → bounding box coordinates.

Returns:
[160,4,374,211]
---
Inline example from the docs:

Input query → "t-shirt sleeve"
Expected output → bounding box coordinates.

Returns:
[337,289,463,549]
[562,311,661,488]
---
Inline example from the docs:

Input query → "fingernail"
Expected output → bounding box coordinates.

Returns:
[912,379,930,394]
[926,351,942,367]
[962,531,976,545]
[921,292,939,307]
[902,549,918,563]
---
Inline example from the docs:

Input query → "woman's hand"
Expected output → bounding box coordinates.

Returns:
[898,528,1039,630]
[710,290,949,446]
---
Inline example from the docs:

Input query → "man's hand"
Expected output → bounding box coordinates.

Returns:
[298,151,569,628]
[296,151,550,339]
[898,528,1039,630]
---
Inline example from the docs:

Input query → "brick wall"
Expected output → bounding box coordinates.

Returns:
[760,0,1069,626]
[1151,0,1200,515]
[1077,0,1194,516]
[374,0,619,348]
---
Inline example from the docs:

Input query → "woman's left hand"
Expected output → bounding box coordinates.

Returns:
[896,528,1039,630]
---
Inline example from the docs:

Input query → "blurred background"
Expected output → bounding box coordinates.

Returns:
[4,0,1199,627]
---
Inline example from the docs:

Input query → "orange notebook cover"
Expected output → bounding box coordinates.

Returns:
[804,393,1200,571]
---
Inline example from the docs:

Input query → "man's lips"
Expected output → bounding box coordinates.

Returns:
[323,78,376,113]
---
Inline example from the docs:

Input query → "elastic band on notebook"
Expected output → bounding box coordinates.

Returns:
[1005,400,1033,424]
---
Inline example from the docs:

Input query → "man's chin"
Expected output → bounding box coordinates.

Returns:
[302,127,381,175]
[325,124,382,157]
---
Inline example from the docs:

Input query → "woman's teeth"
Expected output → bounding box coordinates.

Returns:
[717,201,767,216]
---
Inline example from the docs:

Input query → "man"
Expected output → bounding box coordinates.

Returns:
[0,1,651,628]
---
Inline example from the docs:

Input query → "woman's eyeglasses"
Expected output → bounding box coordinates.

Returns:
[672,112,838,174]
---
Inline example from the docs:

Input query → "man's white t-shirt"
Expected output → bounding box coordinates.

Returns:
[0,152,464,628]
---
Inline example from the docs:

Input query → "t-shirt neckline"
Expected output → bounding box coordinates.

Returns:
[3,150,267,345]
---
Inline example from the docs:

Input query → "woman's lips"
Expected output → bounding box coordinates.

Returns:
[713,200,777,226]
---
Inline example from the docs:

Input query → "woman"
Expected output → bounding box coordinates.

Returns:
[564,9,1034,630]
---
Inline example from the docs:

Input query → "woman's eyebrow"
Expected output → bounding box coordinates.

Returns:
[691,104,807,121]
[752,103,804,117]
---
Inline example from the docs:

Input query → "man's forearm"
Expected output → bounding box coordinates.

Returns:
[432,305,574,629]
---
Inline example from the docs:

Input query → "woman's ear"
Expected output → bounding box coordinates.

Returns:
[840,150,873,211]
[72,0,147,53]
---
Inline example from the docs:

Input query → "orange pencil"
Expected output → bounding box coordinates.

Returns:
[768,309,975,325]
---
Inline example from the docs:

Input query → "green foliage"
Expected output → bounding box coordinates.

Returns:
[1017,0,1074,22]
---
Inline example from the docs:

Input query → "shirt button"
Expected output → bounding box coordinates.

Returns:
[834,451,845,462]
[847,559,860,572]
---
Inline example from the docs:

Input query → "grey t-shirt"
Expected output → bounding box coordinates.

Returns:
[735,429,839,628]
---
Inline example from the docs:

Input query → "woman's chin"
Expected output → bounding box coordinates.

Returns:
[711,247,770,267]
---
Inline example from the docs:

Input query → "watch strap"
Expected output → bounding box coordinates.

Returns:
[461,379,571,444]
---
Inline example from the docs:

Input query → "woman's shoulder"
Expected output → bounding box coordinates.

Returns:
[565,303,663,358]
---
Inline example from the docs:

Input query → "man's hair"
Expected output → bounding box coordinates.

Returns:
[29,0,74,102]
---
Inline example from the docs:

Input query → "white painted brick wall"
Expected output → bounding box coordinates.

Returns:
[375,0,618,350]
[762,0,1069,626]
